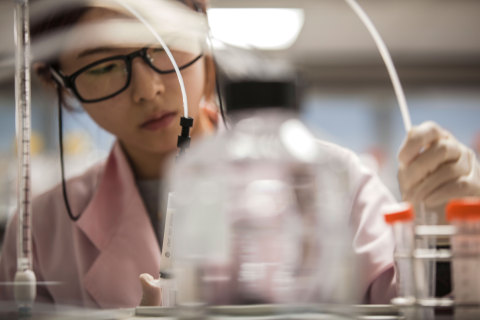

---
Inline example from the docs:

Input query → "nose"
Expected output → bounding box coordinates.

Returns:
[130,58,166,103]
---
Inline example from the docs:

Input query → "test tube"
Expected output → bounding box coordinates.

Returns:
[384,202,415,305]
[415,203,437,303]
[446,198,480,319]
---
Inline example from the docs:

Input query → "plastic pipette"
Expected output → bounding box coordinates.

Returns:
[158,192,176,306]
[13,0,37,312]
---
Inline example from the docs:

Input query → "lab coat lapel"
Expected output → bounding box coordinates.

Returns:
[77,142,162,308]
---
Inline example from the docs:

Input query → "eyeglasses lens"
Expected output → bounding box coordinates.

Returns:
[75,59,128,101]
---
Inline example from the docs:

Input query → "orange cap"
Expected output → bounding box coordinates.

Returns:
[384,202,414,224]
[446,198,480,221]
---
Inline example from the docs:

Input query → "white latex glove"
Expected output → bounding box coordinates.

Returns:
[398,121,480,208]
[139,273,162,306]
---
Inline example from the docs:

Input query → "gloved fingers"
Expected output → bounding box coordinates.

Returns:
[424,176,478,207]
[398,121,450,165]
[399,138,462,192]
[139,273,162,306]
[405,148,471,203]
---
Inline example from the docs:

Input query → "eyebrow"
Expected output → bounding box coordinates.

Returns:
[77,47,121,59]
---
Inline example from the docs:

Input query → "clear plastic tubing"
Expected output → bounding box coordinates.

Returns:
[116,0,189,118]
[446,199,480,305]
[345,0,412,132]
[14,0,33,275]
[384,202,416,302]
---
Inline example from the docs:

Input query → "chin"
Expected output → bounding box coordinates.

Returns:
[151,142,178,155]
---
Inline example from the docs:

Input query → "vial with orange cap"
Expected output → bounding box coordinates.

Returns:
[446,198,480,314]
[384,202,416,305]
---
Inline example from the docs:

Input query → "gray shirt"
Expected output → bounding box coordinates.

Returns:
[136,179,164,249]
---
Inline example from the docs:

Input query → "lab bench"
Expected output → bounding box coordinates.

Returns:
[0,302,461,320]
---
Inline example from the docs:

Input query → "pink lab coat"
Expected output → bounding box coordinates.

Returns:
[0,141,397,308]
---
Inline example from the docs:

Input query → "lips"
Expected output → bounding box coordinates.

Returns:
[140,112,178,131]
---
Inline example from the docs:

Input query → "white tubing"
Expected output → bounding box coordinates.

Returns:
[116,0,189,118]
[345,0,412,132]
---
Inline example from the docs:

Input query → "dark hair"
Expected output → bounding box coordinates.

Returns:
[30,2,91,109]
[31,0,205,37]
[31,0,213,107]
[31,0,205,63]
[31,6,89,42]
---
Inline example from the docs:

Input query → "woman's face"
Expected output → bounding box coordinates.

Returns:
[58,8,206,156]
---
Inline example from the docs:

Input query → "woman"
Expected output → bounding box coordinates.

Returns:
[6,0,477,309]
[0,0,219,308]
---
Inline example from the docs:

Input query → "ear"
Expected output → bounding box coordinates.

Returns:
[33,62,78,111]
[33,62,57,89]
[199,98,219,130]
[200,100,219,128]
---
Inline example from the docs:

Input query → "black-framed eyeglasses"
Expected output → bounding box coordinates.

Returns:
[50,46,203,103]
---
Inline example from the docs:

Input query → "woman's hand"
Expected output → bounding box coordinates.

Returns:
[398,121,480,208]
[139,273,162,306]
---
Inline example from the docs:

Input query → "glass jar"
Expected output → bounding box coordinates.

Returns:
[446,198,480,319]
[169,105,357,311]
